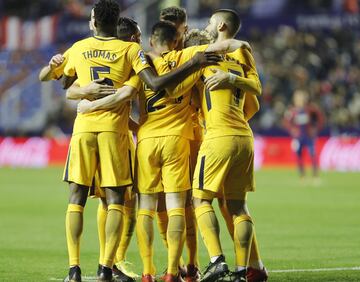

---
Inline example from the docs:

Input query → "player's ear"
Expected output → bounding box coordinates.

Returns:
[130,34,136,42]
[218,21,226,32]
[149,37,153,47]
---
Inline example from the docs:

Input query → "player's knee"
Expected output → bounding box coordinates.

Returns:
[166,191,187,209]
[226,199,249,217]
[192,197,211,208]
[68,182,89,206]
[105,186,126,205]
[139,193,158,211]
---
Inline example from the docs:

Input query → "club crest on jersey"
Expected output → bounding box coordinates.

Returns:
[138,50,147,65]
[168,61,176,69]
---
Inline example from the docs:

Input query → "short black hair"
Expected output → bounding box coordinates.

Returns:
[214,9,241,37]
[117,17,138,41]
[94,0,120,34]
[151,21,177,45]
[159,6,187,25]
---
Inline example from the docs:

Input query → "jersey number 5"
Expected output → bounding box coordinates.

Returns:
[90,66,114,86]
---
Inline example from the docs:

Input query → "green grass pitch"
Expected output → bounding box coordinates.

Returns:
[0,167,359,281]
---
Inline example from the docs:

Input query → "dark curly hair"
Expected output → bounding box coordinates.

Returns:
[94,0,120,35]
[159,6,187,25]
[117,17,138,41]
[151,21,177,45]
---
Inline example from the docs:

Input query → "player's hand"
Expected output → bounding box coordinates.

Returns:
[83,78,116,99]
[49,54,64,69]
[204,68,230,90]
[192,51,222,67]
[77,99,93,114]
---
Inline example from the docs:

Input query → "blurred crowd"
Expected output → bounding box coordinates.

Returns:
[249,27,360,135]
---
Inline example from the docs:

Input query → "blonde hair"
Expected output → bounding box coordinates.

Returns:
[184,29,213,47]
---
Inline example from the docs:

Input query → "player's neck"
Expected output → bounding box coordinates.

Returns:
[96,30,116,38]
[216,33,231,43]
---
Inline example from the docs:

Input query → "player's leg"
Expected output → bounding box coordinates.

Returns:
[224,136,267,282]
[292,138,305,178]
[96,132,133,281]
[192,137,235,281]
[226,197,253,281]
[164,191,187,280]
[218,197,234,239]
[184,190,200,282]
[218,194,267,280]
[63,132,98,281]
[156,191,168,248]
[137,193,158,281]
[136,137,163,282]
[161,135,191,282]
[185,139,202,282]
[114,188,139,279]
[97,197,107,273]
[308,138,319,178]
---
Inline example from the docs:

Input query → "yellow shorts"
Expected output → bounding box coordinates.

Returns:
[137,136,191,194]
[89,132,136,198]
[192,136,255,200]
[63,132,132,188]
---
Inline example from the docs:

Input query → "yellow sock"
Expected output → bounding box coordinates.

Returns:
[194,204,222,258]
[65,204,84,266]
[103,204,124,267]
[156,210,168,248]
[249,229,264,269]
[137,209,156,275]
[116,206,136,263]
[185,206,198,266]
[97,202,107,265]
[219,201,234,240]
[234,215,253,267]
[167,208,186,275]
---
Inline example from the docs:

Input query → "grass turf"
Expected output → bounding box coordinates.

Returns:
[0,167,359,281]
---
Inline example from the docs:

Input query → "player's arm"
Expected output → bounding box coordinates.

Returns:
[39,54,65,81]
[66,78,116,100]
[77,85,137,114]
[205,39,251,53]
[204,67,261,96]
[136,52,220,92]
[243,93,260,121]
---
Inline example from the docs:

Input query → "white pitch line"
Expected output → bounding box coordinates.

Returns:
[49,267,360,280]
[49,276,97,281]
[269,266,360,273]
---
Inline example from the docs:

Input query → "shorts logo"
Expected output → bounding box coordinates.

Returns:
[138,50,147,65]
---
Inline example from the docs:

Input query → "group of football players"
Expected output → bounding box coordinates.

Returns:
[39,1,268,282]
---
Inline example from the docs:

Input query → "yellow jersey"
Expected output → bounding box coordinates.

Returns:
[199,48,260,139]
[137,45,208,142]
[64,36,149,134]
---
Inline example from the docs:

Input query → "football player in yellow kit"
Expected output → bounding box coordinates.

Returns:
[191,9,267,282]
